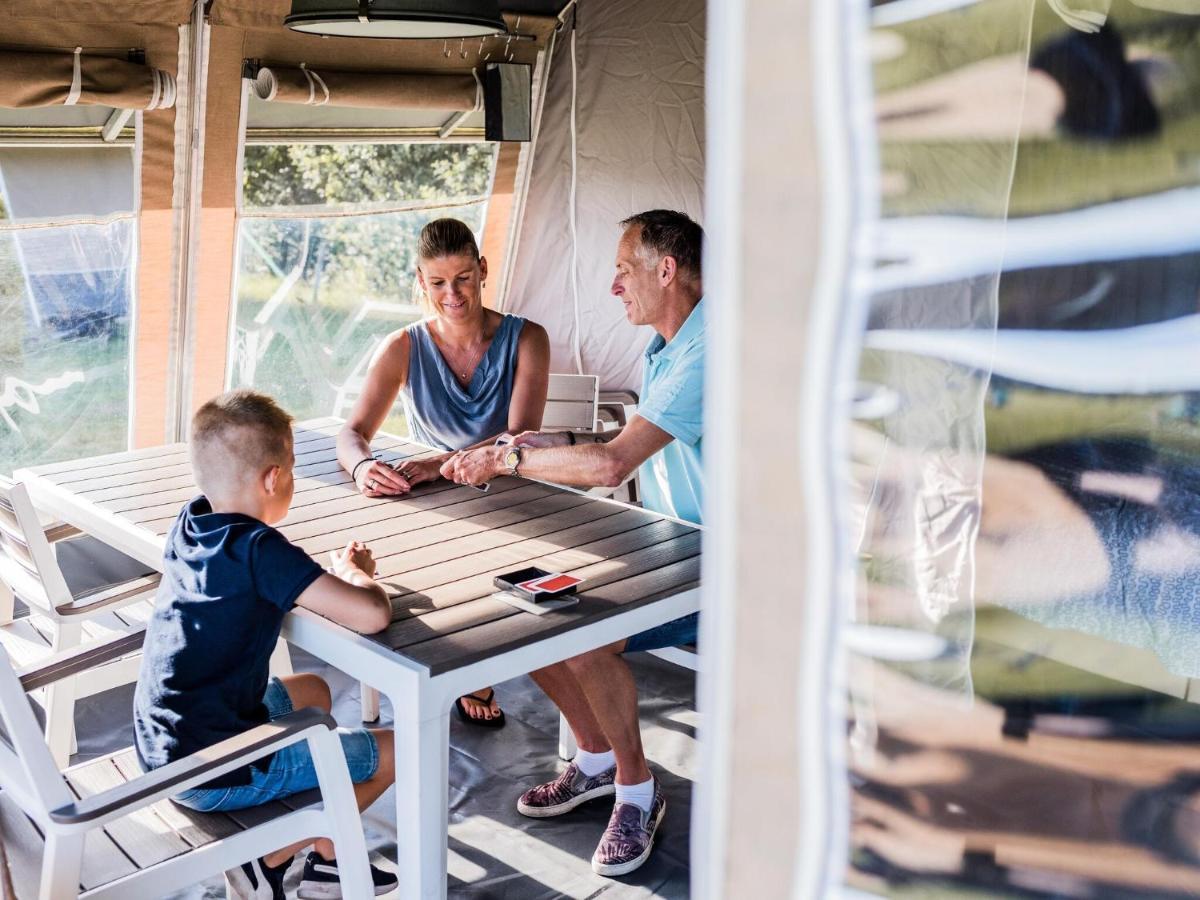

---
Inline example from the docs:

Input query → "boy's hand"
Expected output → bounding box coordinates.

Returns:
[332,540,375,577]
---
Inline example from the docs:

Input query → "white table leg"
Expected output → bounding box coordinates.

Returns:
[392,689,451,900]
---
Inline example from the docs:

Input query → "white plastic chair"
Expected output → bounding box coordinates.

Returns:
[0,477,160,767]
[0,633,373,899]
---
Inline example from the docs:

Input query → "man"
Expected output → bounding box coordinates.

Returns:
[441,209,704,877]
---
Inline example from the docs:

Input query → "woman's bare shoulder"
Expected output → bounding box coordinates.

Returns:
[516,317,549,348]
[371,325,417,372]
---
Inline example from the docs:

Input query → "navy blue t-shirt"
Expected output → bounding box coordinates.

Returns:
[133,496,323,787]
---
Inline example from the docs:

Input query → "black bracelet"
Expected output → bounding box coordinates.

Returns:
[351,457,375,481]
[566,431,577,445]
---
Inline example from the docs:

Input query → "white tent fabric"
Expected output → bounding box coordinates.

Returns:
[504,0,706,391]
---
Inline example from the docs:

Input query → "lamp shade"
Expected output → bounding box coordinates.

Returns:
[285,0,507,39]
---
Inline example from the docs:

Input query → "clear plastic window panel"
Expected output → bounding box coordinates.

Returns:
[230,143,498,433]
[846,0,1200,896]
[0,148,137,476]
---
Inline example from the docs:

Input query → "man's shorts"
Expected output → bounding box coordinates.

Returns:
[624,612,699,654]
[173,677,379,813]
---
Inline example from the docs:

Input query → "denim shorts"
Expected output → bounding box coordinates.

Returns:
[173,677,379,813]
[624,612,699,654]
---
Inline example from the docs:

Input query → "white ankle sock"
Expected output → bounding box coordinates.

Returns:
[615,777,655,812]
[574,747,615,777]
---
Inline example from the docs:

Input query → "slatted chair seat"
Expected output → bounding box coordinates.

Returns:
[0,749,323,897]
[0,635,373,900]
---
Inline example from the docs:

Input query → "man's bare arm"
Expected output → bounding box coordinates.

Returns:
[441,416,673,489]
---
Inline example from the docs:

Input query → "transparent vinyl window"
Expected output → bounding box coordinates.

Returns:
[0,148,137,476]
[229,143,498,432]
[846,0,1200,896]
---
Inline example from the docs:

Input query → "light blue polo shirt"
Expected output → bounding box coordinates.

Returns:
[636,298,705,525]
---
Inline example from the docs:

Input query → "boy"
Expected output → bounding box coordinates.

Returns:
[134,390,397,900]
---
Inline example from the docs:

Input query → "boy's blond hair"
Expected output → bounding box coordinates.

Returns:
[190,390,293,497]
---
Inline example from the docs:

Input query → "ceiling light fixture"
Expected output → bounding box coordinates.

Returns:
[285,0,507,39]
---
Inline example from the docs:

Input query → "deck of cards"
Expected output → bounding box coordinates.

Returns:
[492,567,583,614]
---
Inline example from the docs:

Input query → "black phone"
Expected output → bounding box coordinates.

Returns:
[494,567,579,601]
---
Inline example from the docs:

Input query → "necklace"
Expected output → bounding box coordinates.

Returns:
[431,328,487,383]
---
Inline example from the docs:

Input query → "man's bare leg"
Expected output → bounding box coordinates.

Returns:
[530,660,611,753]
[563,642,652,786]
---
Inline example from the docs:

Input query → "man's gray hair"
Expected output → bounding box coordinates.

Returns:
[619,209,704,280]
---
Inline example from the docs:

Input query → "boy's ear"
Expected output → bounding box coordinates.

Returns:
[263,464,280,495]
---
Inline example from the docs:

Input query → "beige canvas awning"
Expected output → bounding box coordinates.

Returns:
[250,64,479,110]
[0,49,175,110]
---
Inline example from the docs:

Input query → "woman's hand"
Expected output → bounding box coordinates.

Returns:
[355,459,412,497]
[390,457,445,489]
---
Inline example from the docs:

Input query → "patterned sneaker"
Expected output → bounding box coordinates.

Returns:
[517,762,617,818]
[297,851,399,898]
[591,781,666,877]
[224,854,291,899]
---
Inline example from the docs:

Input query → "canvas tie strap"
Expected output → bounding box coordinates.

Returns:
[64,47,83,106]
[299,63,330,106]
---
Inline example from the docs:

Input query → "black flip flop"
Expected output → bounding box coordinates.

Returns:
[455,688,506,729]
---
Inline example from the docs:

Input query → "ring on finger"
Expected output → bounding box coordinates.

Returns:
[368,478,376,490]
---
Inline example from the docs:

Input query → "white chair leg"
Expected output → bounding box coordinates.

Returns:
[45,621,82,768]
[38,831,84,900]
[0,579,14,626]
[309,730,373,899]
[558,711,578,761]
[360,684,380,723]
[268,637,293,677]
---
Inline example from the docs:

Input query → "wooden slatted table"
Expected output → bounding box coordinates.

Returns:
[16,418,702,899]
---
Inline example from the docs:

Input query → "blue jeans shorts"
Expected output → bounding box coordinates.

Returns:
[624,612,699,654]
[173,677,379,813]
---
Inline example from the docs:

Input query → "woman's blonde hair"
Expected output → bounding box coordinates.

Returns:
[413,218,482,310]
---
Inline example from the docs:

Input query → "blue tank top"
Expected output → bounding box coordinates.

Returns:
[401,314,527,451]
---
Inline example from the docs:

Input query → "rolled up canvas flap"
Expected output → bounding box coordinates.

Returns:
[251,64,479,111]
[0,49,176,110]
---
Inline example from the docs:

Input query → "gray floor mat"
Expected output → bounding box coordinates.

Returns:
[69,646,696,899]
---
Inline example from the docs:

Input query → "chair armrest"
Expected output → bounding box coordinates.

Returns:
[49,707,337,826]
[42,521,82,543]
[18,626,147,692]
[60,573,161,616]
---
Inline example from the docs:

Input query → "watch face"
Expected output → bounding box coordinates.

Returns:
[504,448,521,470]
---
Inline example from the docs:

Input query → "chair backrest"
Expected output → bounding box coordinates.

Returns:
[0,477,73,616]
[0,645,75,823]
[543,374,600,432]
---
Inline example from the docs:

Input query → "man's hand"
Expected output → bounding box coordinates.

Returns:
[332,540,375,578]
[440,445,505,486]
[510,430,572,450]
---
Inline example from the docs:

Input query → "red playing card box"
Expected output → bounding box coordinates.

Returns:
[528,574,581,593]
[495,567,582,601]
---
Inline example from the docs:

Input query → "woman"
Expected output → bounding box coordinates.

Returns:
[337,218,550,727]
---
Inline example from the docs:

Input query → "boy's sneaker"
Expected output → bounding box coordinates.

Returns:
[297,851,399,898]
[591,781,666,877]
[224,854,291,899]
[517,762,616,818]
